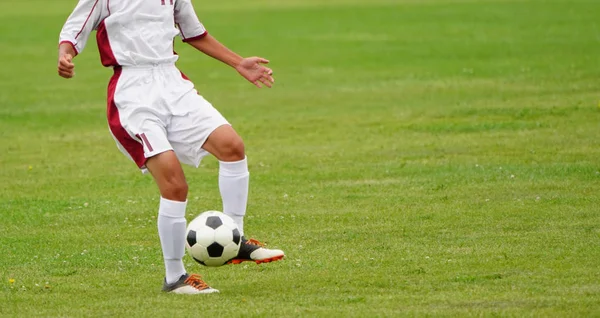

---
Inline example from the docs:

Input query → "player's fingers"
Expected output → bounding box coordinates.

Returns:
[60,59,75,69]
[263,67,273,76]
[58,68,74,77]
[58,70,74,78]
[259,77,272,88]
[59,61,74,70]
[58,64,73,72]
[264,73,275,84]
[253,80,262,88]
[254,57,269,64]
[58,63,74,75]
[58,68,73,76]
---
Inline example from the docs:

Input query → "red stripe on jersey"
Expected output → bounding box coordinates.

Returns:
[107,68,147,168]
[75,0,100,40]
[96,20,118,67]
[182,31,208,43]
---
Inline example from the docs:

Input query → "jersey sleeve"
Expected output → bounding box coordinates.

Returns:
[174,0,208,42]
[58,0,106,55]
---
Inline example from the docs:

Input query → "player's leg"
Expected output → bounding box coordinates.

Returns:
[145,150,188,282]
[202,124,285,265]
[109,133,218,293]
[200,125,249,236]
[166,68,284,265]
[145,151,218,294]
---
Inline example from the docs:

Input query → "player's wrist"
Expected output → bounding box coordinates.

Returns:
[231,57,245,70]
[58,41,78,57]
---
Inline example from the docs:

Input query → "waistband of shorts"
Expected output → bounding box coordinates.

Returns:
[113,63,176,71]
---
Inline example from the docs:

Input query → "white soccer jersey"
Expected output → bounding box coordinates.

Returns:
[59,0,207,66]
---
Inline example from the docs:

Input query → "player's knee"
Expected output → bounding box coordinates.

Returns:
[217,138,245,161]
[160,177,188,201]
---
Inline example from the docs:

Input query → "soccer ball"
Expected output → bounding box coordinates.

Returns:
[185,211,241,267]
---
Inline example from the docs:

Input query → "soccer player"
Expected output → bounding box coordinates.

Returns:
[57,0,285,294]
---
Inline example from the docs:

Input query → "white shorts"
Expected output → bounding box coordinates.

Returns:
[107,63,228,171]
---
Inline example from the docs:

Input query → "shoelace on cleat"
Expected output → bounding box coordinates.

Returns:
[245,238,265,247]
[184,274,210,290]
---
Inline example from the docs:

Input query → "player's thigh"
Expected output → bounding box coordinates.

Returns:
[167,92,230,166]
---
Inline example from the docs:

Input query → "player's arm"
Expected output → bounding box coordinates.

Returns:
[186,35,274,88]
[174,0,274,88]
[57,0,105,79]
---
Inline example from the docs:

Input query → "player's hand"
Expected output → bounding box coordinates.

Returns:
[58,54,75,79]
[235,57,274,88]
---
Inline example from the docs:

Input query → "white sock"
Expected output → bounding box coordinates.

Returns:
[157,197,187,284]
[219,157,249,236]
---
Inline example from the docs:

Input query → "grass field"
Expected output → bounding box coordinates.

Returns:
[1,0,600,316]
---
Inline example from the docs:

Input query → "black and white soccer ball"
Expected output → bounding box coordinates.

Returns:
[185,211,241,267]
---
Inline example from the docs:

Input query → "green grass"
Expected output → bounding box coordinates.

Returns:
[1,0,600,316]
